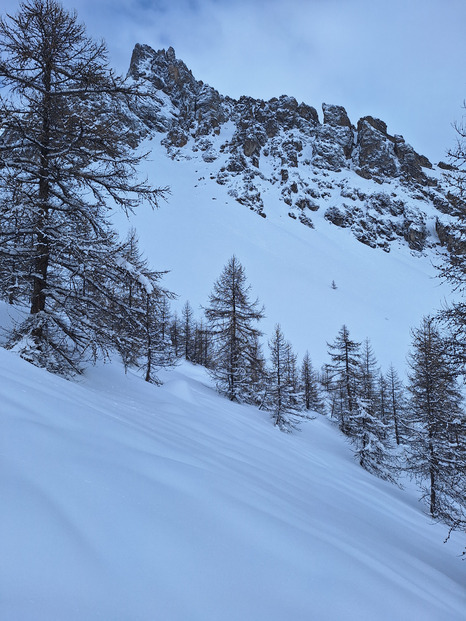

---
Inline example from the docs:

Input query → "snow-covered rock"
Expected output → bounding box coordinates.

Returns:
[127,45,457,254]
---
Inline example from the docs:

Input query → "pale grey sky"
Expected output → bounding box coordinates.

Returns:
[3,0,466,162]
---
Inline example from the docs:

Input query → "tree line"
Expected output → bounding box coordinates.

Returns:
[165,256,465,542]
[0,1,464,549]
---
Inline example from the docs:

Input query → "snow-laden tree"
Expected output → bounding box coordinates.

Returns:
[116,230,174,383]
[406,317,466,525]
[283,339,300,399]
[0,0,166,374]
[351,339,398,483]
[326,332,397,480]
[204,256,264,402]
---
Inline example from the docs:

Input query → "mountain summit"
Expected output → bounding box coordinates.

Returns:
[128,44,457,253]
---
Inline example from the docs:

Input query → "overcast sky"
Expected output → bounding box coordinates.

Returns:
[3,0,466,162]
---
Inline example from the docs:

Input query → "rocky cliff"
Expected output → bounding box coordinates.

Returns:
[128,44,459,253]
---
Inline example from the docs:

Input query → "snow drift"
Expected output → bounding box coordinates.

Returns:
[1,343,465,620]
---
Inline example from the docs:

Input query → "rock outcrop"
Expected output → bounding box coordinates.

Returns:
[128,44,458,253]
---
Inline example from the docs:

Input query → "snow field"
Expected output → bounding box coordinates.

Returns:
[1,346,465,620]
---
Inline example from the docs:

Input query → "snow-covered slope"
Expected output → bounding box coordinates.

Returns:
[1,346,465,620]
[112,134,453,373]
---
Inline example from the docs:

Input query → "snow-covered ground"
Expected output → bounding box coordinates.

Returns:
[1,346,465,621]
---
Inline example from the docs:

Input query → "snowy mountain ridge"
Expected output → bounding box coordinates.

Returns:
[128,44,459,254]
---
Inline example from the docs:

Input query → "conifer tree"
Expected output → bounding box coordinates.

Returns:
[433,113,466,546]
[243,332,267,407]
[376,372,390,429]
[352,340,398,482]
[319,364,333,393]
[355,338,379,432]
[141,291,178,384]
[181,301,195,362]
[0,0,166,374]
[385,364,406,446]
[284,340,300,401]
[266,324,303,432]
[301,351,323,413]
[139,292,165,384]
[204,256,264,402]
[116,230,174,382]
[170,313,181,358]
[406,317,466,524]
[438,107,466,376]
[192,318,213,368]
[359,340,378,406]
[157,296,174,356]
[327,325,361,434]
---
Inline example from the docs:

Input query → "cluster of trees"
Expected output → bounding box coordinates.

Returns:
[0,1,464,545]
[202,256,323,431]
[325,327,400,483]
[160,246,465,542]
[166,256,464,545]
[324,320,465,534]
[165,256,318,432]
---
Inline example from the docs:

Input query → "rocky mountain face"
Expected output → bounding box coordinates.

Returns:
[128,44,459,253]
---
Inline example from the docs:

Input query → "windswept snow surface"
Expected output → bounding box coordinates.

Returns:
[1,346,465,620]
